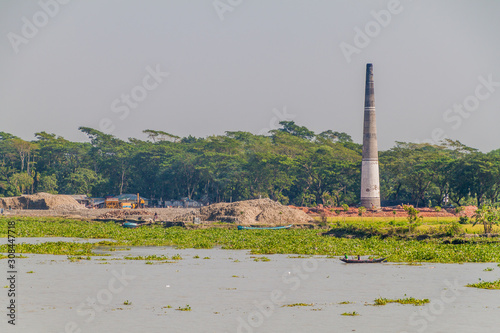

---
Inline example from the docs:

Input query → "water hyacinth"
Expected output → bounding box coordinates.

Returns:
[1,217,500,263]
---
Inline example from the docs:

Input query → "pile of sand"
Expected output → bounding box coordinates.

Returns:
[97,209,152,219]
[175,198,313,226]
[0,193,84,210]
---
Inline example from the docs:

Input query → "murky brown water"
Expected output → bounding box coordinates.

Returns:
[1,239,499,333]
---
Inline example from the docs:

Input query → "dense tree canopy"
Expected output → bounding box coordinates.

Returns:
[0,122,498,207]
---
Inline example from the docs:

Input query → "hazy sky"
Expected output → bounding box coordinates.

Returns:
[1,0,499,151]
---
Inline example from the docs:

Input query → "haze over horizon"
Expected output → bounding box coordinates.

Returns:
[1,0,500,151]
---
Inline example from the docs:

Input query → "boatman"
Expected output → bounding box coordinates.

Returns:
[344,254,348,260]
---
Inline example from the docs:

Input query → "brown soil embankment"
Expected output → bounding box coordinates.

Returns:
[2,207,196,221]
[291,205,478,218]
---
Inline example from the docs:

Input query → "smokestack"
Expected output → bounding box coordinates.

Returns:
[360,63,381,209]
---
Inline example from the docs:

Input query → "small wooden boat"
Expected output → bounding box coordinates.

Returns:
[122,222,138,228]
[340,257,386,263]
[237,224,293,230]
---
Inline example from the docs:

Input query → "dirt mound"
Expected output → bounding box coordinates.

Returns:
[0,193,84,210]
[175,198,313,226]
[97,209,153,219]
[456,206,477,217]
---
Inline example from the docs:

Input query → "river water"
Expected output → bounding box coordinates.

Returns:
[1,238,499,333]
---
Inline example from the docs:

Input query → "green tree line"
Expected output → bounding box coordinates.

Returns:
[1,122,499,207]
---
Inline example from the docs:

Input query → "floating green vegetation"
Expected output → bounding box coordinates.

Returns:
[193,255,200,259]
[253,256,271,262]
[466,280,500,289]
[0,241,100,256]
[124,255,177,261]
[374,297,430,306]
[2,217,500,263]
[171,254,182,260]
[162,305,172,309]
[338,301,354,305]
[106,247,129,252]
[176,305,191,311]
[282,303,314,307]
[341,311,359,316]
[0,254,27,260]
[123,300,132,305]
[124,255,167,260]
[26,271,34,274]
[67,256,91,262]
[203,257,210,259]
[96,241,117,246]
[484,267,494,272]
[231,275,239,278]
